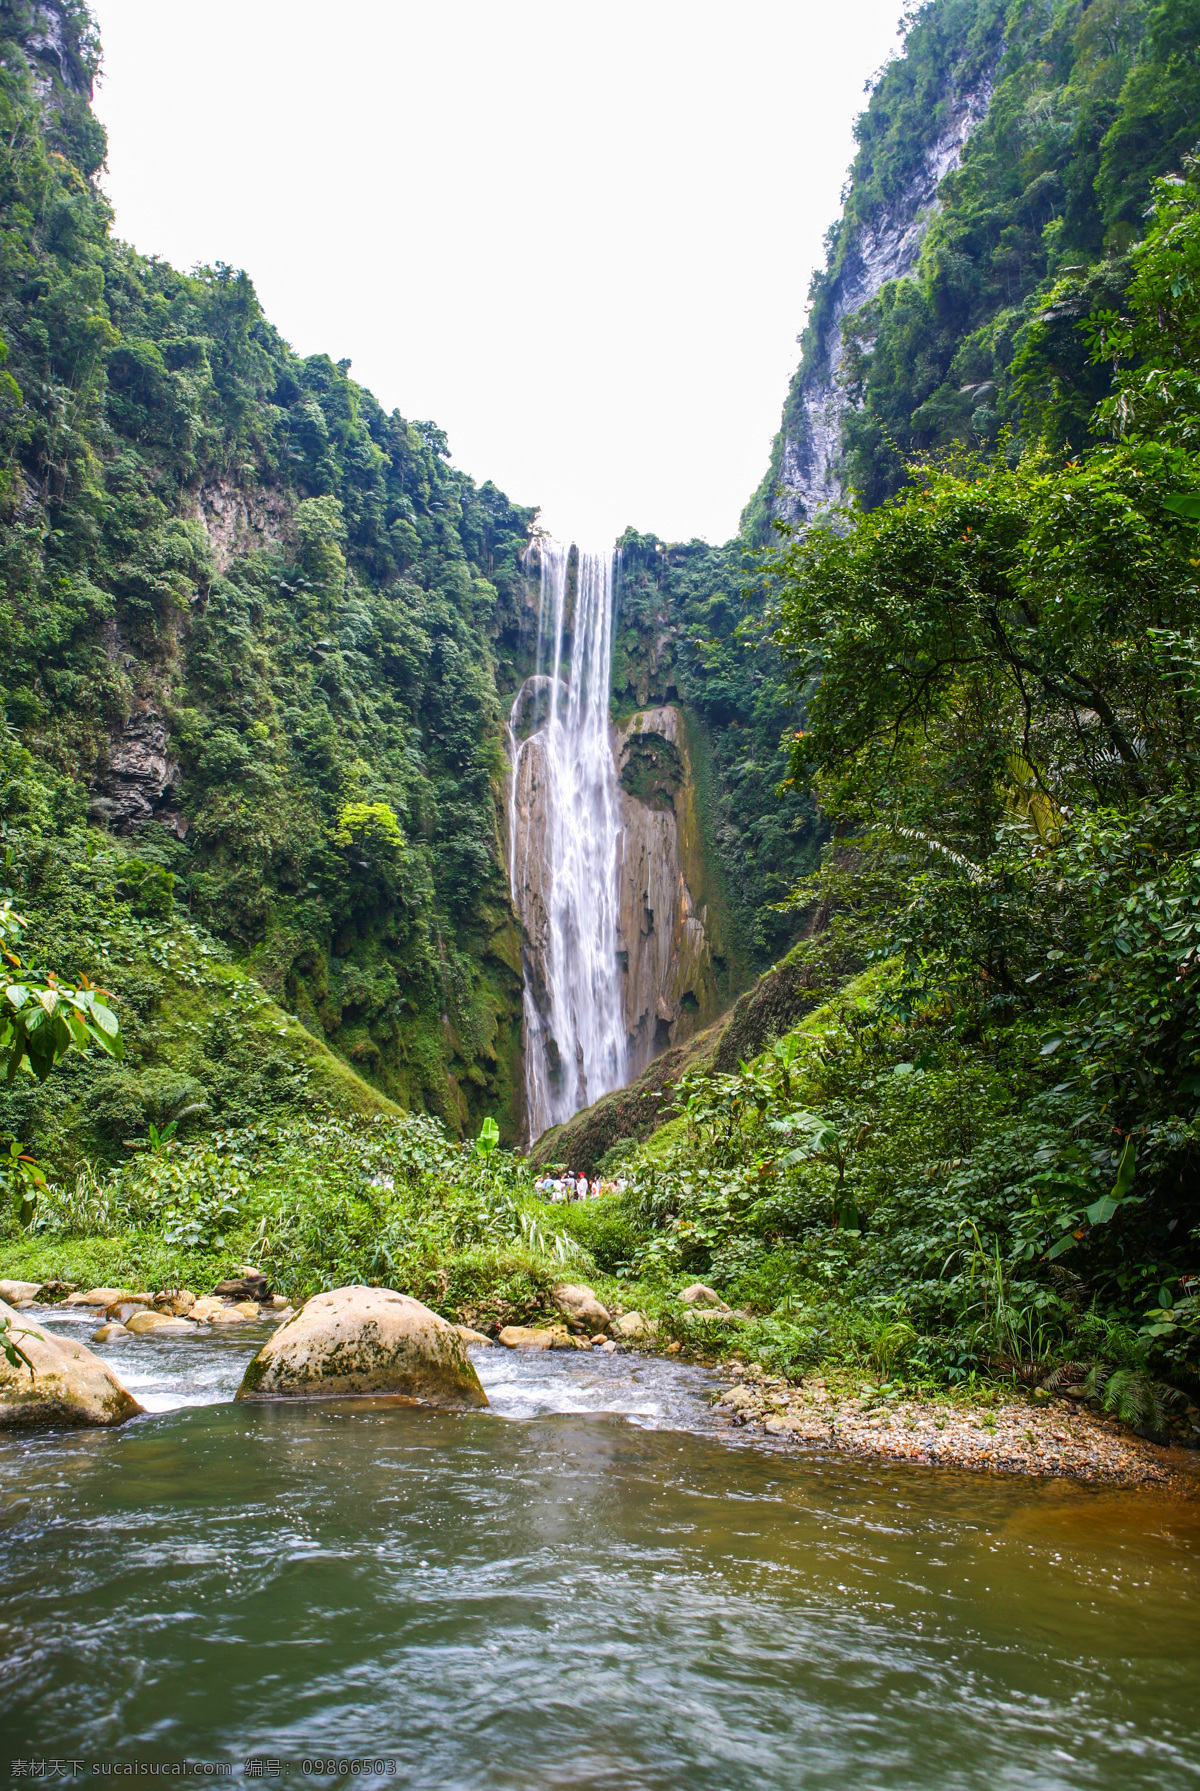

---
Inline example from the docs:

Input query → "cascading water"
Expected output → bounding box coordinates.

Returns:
[508,540,627,1141]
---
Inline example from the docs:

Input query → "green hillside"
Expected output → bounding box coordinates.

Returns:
[0,0,541,1147]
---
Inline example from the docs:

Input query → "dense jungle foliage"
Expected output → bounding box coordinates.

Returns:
[747,0,1200,529]
[0,0,539,1146]
[595,161,1200,1405]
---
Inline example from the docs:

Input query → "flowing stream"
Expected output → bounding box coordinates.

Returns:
[508,540,626,1141]
[2,1310,1199,1786]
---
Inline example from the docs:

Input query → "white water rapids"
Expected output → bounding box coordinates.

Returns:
[508,540,627,1142]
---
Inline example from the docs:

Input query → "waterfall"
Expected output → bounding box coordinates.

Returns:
[508,540,627,1142]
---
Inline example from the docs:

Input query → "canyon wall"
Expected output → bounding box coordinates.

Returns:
[771,70,996,527]
[743,10,1005,538]
[616,705,731,1075]
[503,547,742,1140]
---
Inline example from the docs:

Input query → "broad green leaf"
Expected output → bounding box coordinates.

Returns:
[1111,1137,1136,1202]
[475,1116,499,1157]
[89,1001,119,1038]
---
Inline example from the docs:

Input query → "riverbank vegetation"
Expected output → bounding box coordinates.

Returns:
[585,160,1200,1423]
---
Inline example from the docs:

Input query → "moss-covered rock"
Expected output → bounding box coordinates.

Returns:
[0,1299,143,1427]
[236,1285,488,1408]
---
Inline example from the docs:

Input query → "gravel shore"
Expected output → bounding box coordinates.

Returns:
[713,1366,1200,1490]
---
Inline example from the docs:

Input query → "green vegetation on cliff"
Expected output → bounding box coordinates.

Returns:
[4,0,1199,1425]
[583,161,1200,1406]
[0,0,531,1142]
[746,0,1200,528]
[610,534,820,968]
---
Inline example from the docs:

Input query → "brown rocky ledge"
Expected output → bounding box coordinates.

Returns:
[714,1368,1199,1491]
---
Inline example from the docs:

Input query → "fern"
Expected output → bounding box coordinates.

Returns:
[1082,1362,1183,1431]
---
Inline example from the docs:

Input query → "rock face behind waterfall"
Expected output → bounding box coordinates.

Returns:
[0,1298,143,1427]
[616,704,730,1077]
[507,537,739,1143]
[236,1286,489,1408]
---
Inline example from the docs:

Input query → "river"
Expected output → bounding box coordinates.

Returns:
[1,1310,1198,1788]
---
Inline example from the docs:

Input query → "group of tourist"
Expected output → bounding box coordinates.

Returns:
[533,1173,624,1203]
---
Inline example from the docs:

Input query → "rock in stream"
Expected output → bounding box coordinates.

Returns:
[0,1298,143,1427]
[236,1286,488,1408]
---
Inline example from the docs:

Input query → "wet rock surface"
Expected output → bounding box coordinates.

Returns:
[550,1283,612,1334]
[153,1289,196,1317]
[124,1310,179,1335]
[616,706,726,1077]
[498,1324,580,1351]
[237,1286,488,1408]
[0,1280,42,1306]
[0,1298,143,1427]
[64,1287,132,1309]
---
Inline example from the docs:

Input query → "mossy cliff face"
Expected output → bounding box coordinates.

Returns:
[0,2,530,1144]
[499,540,752,1118]
[616,705,737,1073]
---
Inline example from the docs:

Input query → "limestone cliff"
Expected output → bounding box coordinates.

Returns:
[503,542,744,1140]
[616,706,730,1073]
[745,22,1003,536]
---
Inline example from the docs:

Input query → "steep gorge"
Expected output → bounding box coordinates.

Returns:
[0,0,1191,1166]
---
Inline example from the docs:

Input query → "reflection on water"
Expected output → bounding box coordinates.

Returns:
[0,1318,1196,1789]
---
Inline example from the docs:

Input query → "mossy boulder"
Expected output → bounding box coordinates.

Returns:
[0,1299,143,1428]
[550,1283,612,1334]
[236,1286,488,1408]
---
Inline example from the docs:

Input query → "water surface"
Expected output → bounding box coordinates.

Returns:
[1,1314,1196,1789]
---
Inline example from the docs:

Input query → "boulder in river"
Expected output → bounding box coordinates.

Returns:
[153,1289,196,1316]
[455,1325,493,1346]
[236,1286,488,1408]
[0,1298,142,1427]
[497,1324,581,1350]
[91,1322,131,1343]
[105,1296,155,1323]
[189,1296,229,1322]
[125,1309,194,1336]
[0,1280,42,1306]
[64,1287,135,1309]
[208,1302,260,1325]
[550,1284,612,1334]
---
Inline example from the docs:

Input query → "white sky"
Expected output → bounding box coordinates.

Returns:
[89,0,906,547]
